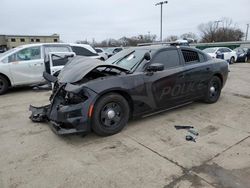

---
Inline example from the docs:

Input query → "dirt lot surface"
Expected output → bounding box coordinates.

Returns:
[0,63,250,188]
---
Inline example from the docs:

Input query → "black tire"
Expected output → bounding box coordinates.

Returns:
[92,93,130,136]
[204,76,222,104]
[230,57,235,64]
[244,56,248,63]
[0,75,9,95]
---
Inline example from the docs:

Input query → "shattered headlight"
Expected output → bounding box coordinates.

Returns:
[65,91,88,104]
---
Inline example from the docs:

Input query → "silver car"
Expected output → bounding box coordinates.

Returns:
[0,43,72,94]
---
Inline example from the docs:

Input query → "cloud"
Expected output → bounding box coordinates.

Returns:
[0,0,249,42]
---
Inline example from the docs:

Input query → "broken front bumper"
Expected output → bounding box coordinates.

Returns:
[29,84,97,135]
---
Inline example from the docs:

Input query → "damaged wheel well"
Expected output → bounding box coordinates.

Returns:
[96,90,134,118]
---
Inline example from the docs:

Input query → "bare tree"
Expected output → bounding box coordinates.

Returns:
[92,34,157,47]
[180,32,198,42]
[164,35,178,42]
[198,18,244,42]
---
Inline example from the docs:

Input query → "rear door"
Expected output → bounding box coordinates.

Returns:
[180,48,213,100]
[143,48,186,110]
[48,52,76,75]
[8,46,44,85]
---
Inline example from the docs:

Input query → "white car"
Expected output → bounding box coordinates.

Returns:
[0,43,72,94]
[69,43,102,60]
[95,47,108,60]
[203,47,237,64]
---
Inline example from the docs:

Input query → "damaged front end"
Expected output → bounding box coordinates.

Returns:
[29,56,129,135]
[30,81,97,134]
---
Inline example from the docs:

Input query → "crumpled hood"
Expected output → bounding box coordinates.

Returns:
[58,56,129,83]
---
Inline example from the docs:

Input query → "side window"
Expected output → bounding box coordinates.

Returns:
[224,48,231,52]
[44,46,71,56]
[9,47,41,62]
[95,49,102,53]
[71,46,97,56]
[152,49,180,69]
[181,50,200,64]
[51,55,70,67]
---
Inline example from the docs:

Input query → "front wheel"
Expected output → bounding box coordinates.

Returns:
[92,93,130,136]
[0,75,9,95]
[230,57,235,64]
[203,76,222,104]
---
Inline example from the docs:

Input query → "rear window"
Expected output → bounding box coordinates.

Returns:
[182,50,200,64]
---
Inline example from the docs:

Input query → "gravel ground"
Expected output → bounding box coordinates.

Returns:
[0,63,249,188]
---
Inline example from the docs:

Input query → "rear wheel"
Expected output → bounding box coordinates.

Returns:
[230,57,235,64]
[0,75,9,95]
[92,93,130,136]
[204,76,222,104]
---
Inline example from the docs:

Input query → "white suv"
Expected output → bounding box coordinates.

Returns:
[0,43,72,94]
[203,47,237,64]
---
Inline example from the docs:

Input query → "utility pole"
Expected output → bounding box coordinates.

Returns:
[246,24,249,41]
[155,1,168,42]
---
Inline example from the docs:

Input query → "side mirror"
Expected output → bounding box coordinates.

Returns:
[144,52,151,61]
[147,63,164,72]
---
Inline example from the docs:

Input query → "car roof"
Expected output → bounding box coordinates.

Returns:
[18,43,70,49]
[129,45,196,51]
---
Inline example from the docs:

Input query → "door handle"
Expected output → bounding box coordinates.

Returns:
[34,63,43,66]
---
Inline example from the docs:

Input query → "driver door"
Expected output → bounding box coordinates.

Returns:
[8,46,44,85]
[143,49,185,110]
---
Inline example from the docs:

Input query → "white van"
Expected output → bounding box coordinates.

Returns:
[0,43,72,94]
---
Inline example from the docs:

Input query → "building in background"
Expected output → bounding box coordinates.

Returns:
[0,34,60,51]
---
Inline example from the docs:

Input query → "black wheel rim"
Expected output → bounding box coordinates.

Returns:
[209,81,219,100]
[100,102,123,127]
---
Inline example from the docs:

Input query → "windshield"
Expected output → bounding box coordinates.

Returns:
[105,48,149,70]
[234,48,245,53]
[203,48,217,53]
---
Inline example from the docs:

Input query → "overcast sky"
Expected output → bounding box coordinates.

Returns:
[0,0,249,42]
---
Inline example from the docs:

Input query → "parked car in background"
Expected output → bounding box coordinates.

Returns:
[234,47,250,63]
[0,43,72,94]
[105,47,124,58]
[95,47,108,60]
[69,43,102,60]
[203,47,237,64]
